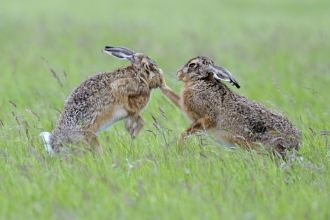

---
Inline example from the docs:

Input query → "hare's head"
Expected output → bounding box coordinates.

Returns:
[177,56,240,88]
[103,46,162,88]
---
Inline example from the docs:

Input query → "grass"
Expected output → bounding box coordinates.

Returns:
[1,0,330,219]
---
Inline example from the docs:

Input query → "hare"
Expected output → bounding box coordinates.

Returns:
[160,56,302,157]
[40,46,163,155]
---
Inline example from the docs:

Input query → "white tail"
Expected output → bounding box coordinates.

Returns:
[39,132,55,155]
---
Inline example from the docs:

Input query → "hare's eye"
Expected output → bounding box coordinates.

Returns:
[188,63,196,68]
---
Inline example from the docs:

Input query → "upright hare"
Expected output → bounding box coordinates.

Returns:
[40,46,163,155]
[160,56,302,157]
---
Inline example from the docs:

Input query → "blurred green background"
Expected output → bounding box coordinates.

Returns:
[1,0,329,129]
[1,0,330,219]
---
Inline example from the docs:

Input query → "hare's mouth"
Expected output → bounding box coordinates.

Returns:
[177,71,184,81]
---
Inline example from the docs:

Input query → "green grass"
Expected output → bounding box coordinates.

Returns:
[1,0,330,219]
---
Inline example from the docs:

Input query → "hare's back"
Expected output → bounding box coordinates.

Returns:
[224,96,300,139]
[57,73,118,128]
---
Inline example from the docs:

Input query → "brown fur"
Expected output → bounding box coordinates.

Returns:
[160,56,302,157]
[48,47,162,154]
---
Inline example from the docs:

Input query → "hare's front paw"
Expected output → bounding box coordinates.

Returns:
[125,115,146,139]
[158,69,167,88]
[125,117,134,136]
[131,117,145,139]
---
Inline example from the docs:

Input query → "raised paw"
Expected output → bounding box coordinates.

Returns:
[125,115,145,139]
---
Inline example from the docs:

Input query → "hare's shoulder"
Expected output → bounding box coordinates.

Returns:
[68,69,136,98]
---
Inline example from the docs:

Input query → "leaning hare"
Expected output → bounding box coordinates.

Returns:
[160,56,302,157]
[40,46,163,155]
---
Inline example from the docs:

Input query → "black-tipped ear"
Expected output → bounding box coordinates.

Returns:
[102,46,135,61]
[208,65,241,89]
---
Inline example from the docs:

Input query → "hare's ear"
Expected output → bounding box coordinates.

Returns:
[102,46,135,61]
[208,65,241,89]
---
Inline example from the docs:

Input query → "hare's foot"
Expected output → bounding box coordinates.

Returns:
[178,117,215,154]
[125,115,145,139]
[131,116,145,139]
[268,137,288,158]
[185,117,214,135]
[125,115,137,135]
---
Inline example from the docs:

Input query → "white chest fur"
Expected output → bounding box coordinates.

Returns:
[96,106,129,134]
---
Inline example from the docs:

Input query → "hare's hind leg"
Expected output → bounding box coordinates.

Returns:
[178,116,215,153]
[267,137,290,158]
[125,114,145,139]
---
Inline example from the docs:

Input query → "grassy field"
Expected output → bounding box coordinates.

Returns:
[1,0,330,219]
